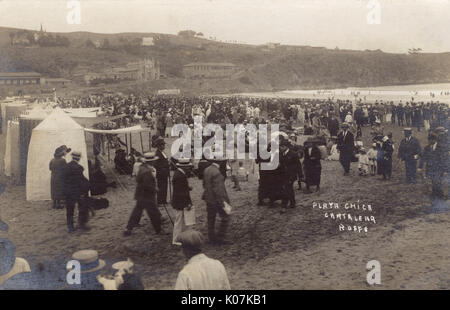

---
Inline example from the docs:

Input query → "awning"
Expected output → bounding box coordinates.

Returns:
[84,125,151,134]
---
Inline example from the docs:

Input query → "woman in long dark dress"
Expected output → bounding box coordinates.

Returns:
[303,138,322,193]
[49,146,69,209]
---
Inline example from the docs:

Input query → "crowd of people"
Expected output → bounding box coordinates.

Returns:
[43,92,450,289]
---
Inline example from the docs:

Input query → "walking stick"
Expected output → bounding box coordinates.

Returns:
[162,203,174,227]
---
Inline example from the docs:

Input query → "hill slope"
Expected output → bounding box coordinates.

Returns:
[1,27,450,92]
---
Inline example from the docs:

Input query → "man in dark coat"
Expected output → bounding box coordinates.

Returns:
[124,152,162,236]
[153,137,170,206]
[279,140,300,212]
[337,122,354,175]
[202,157,230,245]
[398,128,422,184]
[64,151,90,233]
[397,104,404,126]
[327,115,340,137]
[49,145,70,209]
[171,159,193,245]
[303,138,322,193]
[419,133,447,199]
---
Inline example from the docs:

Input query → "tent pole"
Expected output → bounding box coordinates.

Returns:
[107,136,110,162]
[139,132,144,153]
[129,133,133,153]
[149,131,152,151]
[125,133,128,153]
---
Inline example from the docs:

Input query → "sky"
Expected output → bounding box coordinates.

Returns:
[0,0,449,53]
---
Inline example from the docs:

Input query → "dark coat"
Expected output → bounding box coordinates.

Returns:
[64,161,89,200]
[154,149,170,180]
[303,146,322,186]
[328,118,340,137]
[398,137,421,161]
[280,149,300,182]
[337,130,355,157]
[134,164,157,202]
[172,169,192,210]
[419,144,447,178]
[202,163,230,208]
[49,157,67,200]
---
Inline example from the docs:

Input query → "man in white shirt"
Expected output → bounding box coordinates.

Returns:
[174,230,231,290]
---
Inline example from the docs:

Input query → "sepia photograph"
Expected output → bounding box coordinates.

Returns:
[0,0,449,294]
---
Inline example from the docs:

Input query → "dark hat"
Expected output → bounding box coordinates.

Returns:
[54,145,71,157]
[153,136,166,147]
[341,122,350,128]
[143,152,159,162]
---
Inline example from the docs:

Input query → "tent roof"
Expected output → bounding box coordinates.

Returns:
[34,108,83,131]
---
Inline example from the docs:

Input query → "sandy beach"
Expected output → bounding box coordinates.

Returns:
[1,120,448,290]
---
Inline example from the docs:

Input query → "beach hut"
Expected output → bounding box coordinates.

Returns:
[26,108,89,201]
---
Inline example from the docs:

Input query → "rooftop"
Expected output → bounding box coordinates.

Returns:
[184,62,236,67]
[0,72,41,78]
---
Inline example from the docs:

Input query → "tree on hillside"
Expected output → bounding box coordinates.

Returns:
[178,30,196,38]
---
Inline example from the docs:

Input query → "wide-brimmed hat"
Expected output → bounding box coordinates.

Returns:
[143,152,159,162]
[176,158,193,167]
[70,250,106,274]
[71,151,82,160]
[403,127,412,132]
[435,126,448,134]
[112,260,134,272]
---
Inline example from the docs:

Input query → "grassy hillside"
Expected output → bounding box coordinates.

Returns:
[1,27,450,92]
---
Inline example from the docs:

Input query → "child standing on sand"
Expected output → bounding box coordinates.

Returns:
[367,143,378,176]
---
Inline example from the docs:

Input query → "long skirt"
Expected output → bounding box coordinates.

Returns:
[304,165,321,186]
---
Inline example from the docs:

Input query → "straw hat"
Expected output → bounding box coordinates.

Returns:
[70,250,106,274]
[71,151,82,161]
[176,158,193,167]
[143,152,159,162]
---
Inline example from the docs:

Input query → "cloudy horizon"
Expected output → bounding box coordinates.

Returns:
[0,0,449,53]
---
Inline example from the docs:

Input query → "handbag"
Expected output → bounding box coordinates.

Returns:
[223,201,232,215]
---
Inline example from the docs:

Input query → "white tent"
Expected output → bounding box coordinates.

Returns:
[26,108,89,201]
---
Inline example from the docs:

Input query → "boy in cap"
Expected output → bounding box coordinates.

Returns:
[174,230,230,290]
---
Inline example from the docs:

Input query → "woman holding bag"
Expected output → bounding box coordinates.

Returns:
[171,159,194,246]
